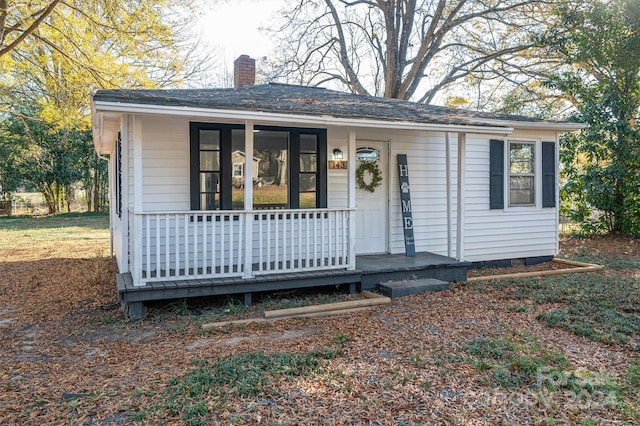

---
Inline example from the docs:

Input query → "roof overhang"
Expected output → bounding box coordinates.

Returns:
[92,100,517,136]
[478,118,587,132]
[91,100,587,149]
[91,100,121,155]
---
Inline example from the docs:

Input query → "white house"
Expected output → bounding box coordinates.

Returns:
[91,56,583,318]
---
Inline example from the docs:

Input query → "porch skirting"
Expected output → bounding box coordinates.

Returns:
[117,251,468,319]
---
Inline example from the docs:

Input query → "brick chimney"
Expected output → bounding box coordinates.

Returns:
[234,55,255,87]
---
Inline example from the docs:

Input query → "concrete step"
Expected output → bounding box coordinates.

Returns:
[378,278,449,298]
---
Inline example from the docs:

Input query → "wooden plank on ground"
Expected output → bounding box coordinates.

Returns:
[264,295,391,319]
[202,306,378,330]
[467,260,603,282]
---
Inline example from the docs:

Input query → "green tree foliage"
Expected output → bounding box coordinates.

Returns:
[547,0,640,235]
[1,0,202,126]
[1,109,105,213]
[0,0,207,212]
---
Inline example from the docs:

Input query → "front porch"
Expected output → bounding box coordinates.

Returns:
[117,251,468,319]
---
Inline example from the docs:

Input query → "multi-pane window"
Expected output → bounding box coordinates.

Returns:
[190,123,326,211]
[198,129,221,210]
[299,134,318,208]
[509,142,535,206]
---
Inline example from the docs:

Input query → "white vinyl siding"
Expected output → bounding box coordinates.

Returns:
[463,131,558,262]
[121,114,559,266]
[140,115,190,211]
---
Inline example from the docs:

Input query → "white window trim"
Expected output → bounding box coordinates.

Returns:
[504,138,542,210]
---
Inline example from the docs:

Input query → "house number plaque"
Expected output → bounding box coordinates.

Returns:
[397,154,415,256]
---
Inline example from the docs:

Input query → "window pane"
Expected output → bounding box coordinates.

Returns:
[356,147,379,161]
[300,134,317,153]
[200,151,220,171]
[200,130,220,150]
[254,130,289,209]
[510,143,534,174]
[510,176,535,205]
[200,172,219,193]
[232,129,245,151]
[300,173,316,192]
[200,193,218,210]
[232,186,244,210]
[300,192,316,209]
[300,153,317,172]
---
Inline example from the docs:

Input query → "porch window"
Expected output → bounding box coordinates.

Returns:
[190,123,327,210]
[114,133,122,217]
[299,134,318,208]
[509,142,535,206]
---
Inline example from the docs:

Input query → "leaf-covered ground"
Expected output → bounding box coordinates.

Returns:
[0,215,638,425]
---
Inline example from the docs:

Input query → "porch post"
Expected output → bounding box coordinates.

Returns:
[347,129,357,270]
[456,133,466,261]
[243,120,254,278]
[121,117,130,272]
[132,115,144,285]
[445,132,452,258]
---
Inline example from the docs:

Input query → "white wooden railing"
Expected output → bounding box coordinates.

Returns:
[130,209,354,286]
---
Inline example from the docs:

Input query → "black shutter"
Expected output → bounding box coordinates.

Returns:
[489,139,504,209]
[542,141,556,208]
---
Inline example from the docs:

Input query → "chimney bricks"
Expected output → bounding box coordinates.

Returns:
[234,55,256,88]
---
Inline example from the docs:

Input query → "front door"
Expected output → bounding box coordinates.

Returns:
[355,141,388,254]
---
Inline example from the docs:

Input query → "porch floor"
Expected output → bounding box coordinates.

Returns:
[117,251,468,318]
[357,252,469,291]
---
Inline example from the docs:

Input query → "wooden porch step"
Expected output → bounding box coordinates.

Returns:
[377,278,449,298]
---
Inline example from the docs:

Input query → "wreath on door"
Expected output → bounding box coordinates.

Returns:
[356,161,383,192]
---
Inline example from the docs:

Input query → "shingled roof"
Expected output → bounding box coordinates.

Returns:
[92,83,574,129]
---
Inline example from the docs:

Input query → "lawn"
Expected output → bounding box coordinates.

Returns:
[0,214,638,425]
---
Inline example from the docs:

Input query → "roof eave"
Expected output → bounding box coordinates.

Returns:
[91,99,121,155]
[92,100,515,135]
[480,118,587,132]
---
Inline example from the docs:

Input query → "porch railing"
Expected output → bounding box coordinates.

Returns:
[130,208,354,286]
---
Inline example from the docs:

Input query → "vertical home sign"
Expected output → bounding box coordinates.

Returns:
[397,154,416,256]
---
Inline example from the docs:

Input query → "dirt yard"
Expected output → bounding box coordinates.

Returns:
[0,214,638,425]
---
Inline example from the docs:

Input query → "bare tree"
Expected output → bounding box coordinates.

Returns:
[267,0,551,103]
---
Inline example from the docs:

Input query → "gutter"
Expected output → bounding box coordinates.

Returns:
[478,118,587,132]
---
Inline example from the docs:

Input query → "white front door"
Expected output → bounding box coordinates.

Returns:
[355,141,388,254]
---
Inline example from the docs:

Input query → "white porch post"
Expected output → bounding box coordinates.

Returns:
[347,129,357,270]
[456,133,466,261]
[243,121,254,278]
[121,117,129,273]
[445,132,452,258]
[132,115,144,285]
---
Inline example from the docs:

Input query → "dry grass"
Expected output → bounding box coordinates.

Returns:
[0,214,638,425]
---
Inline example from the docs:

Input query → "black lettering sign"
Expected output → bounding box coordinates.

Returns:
[397,154,415,256]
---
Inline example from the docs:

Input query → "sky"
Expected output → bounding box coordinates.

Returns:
[197,0,285,66]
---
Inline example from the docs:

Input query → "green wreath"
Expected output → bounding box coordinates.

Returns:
[356,161,383,192]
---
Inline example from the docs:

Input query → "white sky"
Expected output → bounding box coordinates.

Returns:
[197,0,285,65]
